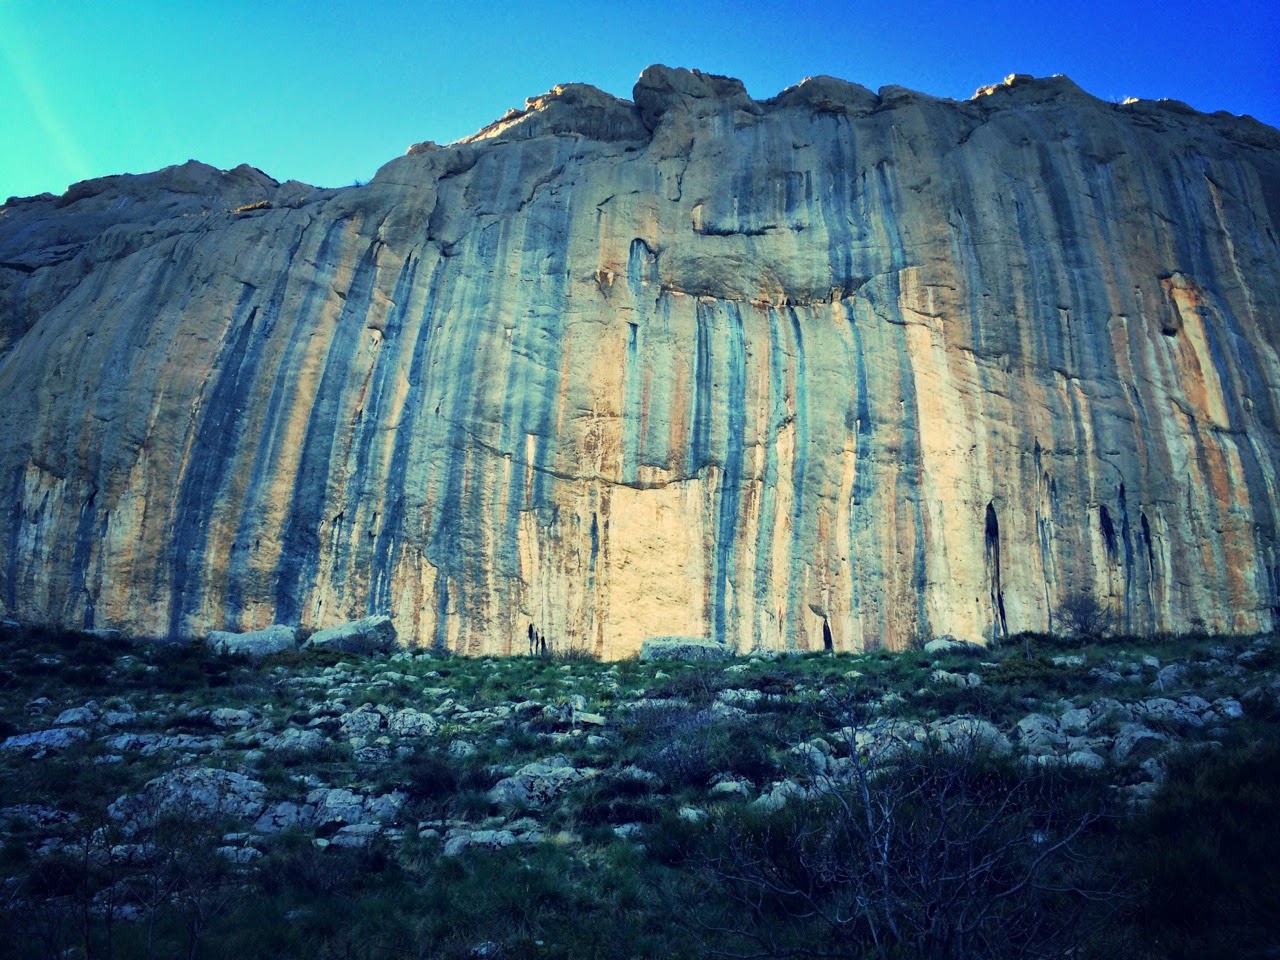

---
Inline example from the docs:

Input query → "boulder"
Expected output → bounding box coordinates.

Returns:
[1111,723,1169,763]
[1136,698,1203,728]
[1015,713,1067,755]
[269,727,327,753]
[1214,697,1244,720]
[444,828,517,856]
[639,636,731,662]
[487,756,598,807]
[307,787,367,826]
[923,636,984,658]
[1087,698,1132,728]
[338,706,385,736]
[217,845,262,863]
[101,707,137,727]
[1,727,89,756]
[615,765,661,787]
[790,740,831,776]
[717,688,765,706]
[254,801,305,833]
[1152,663,1189,690]
[1065,750,1106,771]
[752,779,807,812]
[363,792,406,821]
[304,615,397,655]
[54,705,98,726]
[842,718,930,763]
[930,669,981,687]
[111,768,268,826]
[1180,695,1212,715]
[1059,707,1092,736]
[208,707,255,728]
[387,708,439,738]
[330,823,384,848]
[929,716,1011,755]
[208,624,297,656]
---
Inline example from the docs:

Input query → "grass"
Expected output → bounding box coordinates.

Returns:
[231,200,273,214]
[1118,738,1280,959]
[0,622,1277,958]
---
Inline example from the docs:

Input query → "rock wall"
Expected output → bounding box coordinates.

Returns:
[2,67,1280,655]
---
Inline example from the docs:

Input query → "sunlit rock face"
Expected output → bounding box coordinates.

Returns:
[3,67,1280,655]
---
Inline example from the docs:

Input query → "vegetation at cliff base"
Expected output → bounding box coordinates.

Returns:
[1,623,1278,959]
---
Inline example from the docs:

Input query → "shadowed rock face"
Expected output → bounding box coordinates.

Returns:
[2,66,1280,655]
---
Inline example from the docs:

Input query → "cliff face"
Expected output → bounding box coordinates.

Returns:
[3,67,1280,655]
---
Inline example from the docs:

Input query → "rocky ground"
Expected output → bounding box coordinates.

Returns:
[2,625,1279,959]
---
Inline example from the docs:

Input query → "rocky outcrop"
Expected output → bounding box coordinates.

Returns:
[640,636,732,661]
[208,623,297,656]
[2,67,1280,654]
[303,614,397,654]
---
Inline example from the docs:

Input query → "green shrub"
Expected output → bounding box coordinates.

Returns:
[264,648,346,669]
[644,664,727,704]
[568,773,661,828]
[1121,738,1280,959]
[617,702,777,789]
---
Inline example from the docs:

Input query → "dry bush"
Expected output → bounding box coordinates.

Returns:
[685,714,1122,960]
[1056,592,1115,640]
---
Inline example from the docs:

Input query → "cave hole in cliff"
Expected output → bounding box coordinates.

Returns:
[822,618,834,653]
[1099,505,1119,563]
[1271,561,1280,624]
[985,502,1008,638]
[1140,512,1156,578]
[527,622,547,657]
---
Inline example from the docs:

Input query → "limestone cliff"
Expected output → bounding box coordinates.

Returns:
[3,67,1279,655]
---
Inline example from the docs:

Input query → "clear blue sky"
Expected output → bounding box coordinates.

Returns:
[2,0,1277,200]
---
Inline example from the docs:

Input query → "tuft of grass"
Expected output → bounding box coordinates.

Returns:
[1121,738,1280,959]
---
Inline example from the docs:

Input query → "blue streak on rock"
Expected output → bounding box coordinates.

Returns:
[69,484,100,629]
[166,285,263,637]
[711,301,746,646]
[785,306,810,643]
[223,219,344,616]
[274,237,382,622]
[337,253,420,613]
[622,238,652,484]
[752,306,785,639]
[3,466,21,613]
[689,298,713,474]
[426,224,508,650]
[370,257,446,613]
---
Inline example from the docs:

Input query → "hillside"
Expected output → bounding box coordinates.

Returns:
[2,625,1279,957]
